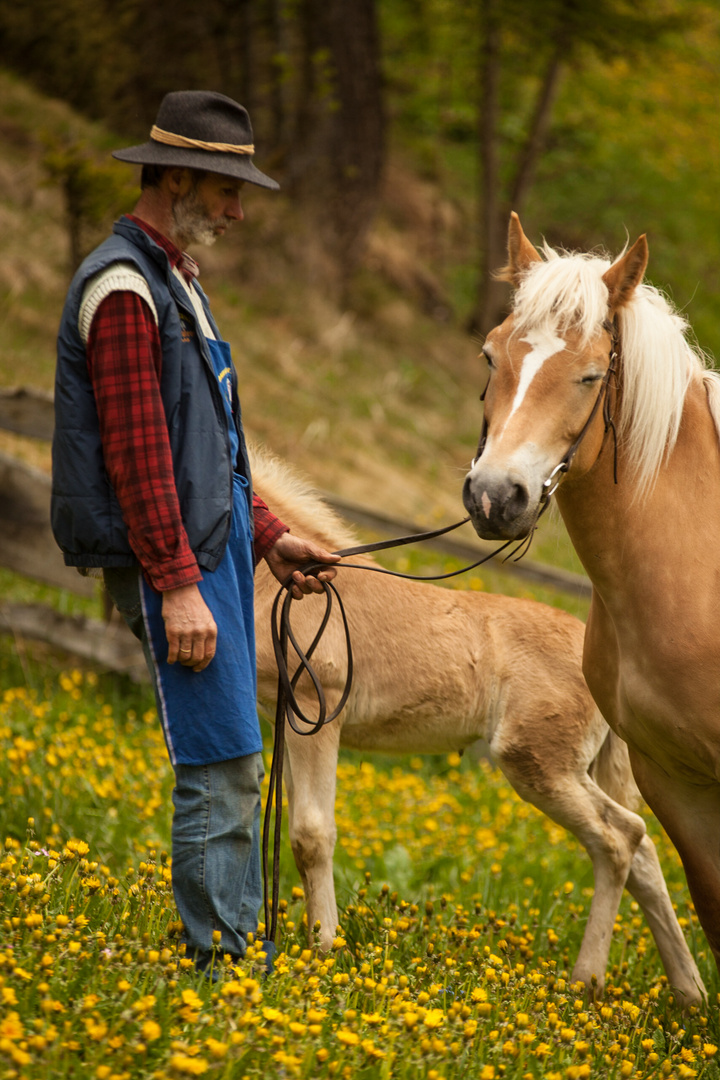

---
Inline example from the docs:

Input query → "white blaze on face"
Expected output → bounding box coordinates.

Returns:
[499,328,566,435]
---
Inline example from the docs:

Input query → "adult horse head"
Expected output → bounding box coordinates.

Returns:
[464,213,720,980]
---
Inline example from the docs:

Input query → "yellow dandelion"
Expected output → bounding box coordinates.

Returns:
[423,1009,445,1029]
[205,1038,229,1059]
[0,1012,23,1040]
[85,1020,108,1041]
[180,989,203,1010]
[262,1007,284,1024]
[142,1020,162,1042]
[169,1054,209,1075]
[337,1030,360,1046]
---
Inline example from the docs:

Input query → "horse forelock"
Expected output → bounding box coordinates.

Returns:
[509,245,710,491]
[511,247,613,348]
[248,443,360,551]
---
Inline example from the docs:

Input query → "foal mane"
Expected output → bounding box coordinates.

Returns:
[510,244,718,491]
[248,442,361,553]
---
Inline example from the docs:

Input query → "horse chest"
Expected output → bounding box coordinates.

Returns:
[611,663,720,781]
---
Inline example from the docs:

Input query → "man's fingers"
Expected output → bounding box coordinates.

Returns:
[171,633,217,668]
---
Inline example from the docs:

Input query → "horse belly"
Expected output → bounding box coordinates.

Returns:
[339,702,482,756]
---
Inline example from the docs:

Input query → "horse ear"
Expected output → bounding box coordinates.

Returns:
[602,235,648,312]
[501,211,542,286]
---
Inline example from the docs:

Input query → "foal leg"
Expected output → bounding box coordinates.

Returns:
[284,721,342,952]
[624,834,706,1006]
[495,745,646,996]
[629,749,719,995]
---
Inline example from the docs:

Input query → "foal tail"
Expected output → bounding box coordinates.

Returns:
[588,726,642,812]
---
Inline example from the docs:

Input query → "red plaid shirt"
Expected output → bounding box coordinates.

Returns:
[86,215,287,591]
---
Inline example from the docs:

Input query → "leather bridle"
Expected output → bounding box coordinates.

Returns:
[472,342,619,509]
[541,349,619,503]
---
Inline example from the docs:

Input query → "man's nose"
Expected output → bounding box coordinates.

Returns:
[227,196,244,221]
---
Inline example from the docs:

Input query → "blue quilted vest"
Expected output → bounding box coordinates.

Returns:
[52,216,253,573]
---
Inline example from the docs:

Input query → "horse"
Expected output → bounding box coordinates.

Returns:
[463,212,720,988]
[250,444,705,1003]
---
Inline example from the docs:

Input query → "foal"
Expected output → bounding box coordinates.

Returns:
[251,446,704,1003]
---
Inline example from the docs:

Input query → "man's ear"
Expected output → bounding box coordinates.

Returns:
[164,167,192,197]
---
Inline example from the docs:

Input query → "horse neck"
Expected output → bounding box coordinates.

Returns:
[556,374,720,593]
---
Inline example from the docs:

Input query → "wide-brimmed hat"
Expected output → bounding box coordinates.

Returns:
[112,90,279,190]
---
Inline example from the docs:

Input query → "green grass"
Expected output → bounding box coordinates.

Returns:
[0,576,718,1078]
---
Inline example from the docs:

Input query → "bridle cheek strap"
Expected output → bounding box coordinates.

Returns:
[541,350,618,504]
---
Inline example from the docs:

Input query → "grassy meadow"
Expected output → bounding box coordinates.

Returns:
[0,557,718,1080]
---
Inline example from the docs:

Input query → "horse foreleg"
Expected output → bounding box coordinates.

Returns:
[284,721,341,952]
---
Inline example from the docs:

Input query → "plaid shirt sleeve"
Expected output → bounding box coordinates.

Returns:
[87,292,202,592]
[252,494,289,564]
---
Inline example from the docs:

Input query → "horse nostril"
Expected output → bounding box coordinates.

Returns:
[462,475,472,509]
[504,483,529,522]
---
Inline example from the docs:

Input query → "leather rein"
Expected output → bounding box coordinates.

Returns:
[262,343,619,945]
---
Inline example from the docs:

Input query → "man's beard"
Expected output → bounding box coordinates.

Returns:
[172,188,231,247]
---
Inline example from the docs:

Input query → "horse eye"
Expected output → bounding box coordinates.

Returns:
[482,349,495,369]
[581,373,602,384]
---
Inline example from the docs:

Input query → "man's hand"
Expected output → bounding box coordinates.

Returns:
[264,532,341,599]
[162,583,217,671]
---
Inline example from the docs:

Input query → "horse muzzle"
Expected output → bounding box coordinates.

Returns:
[462,464,539,541]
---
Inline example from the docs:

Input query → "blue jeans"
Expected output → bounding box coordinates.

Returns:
[103,567,268,967]
[172,753,265,965]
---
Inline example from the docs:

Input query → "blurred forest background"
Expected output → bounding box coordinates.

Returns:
[0,0,717,533]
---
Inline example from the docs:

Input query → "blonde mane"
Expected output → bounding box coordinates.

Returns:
[511,244,717,491]
[248,443,361,552]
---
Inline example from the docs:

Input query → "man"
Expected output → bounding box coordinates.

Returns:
[51,90,339,974]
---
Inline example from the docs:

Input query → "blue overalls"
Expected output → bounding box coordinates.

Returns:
[105,332,268,970]
[139,336,262,766]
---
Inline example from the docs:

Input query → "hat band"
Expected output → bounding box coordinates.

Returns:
[150,125,255,155]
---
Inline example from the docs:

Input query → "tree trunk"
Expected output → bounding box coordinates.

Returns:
[469,0,508,336]
[508,42,566,211]
[268,0,290,150]
[470,2,574,336]
[288,0,385,281]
